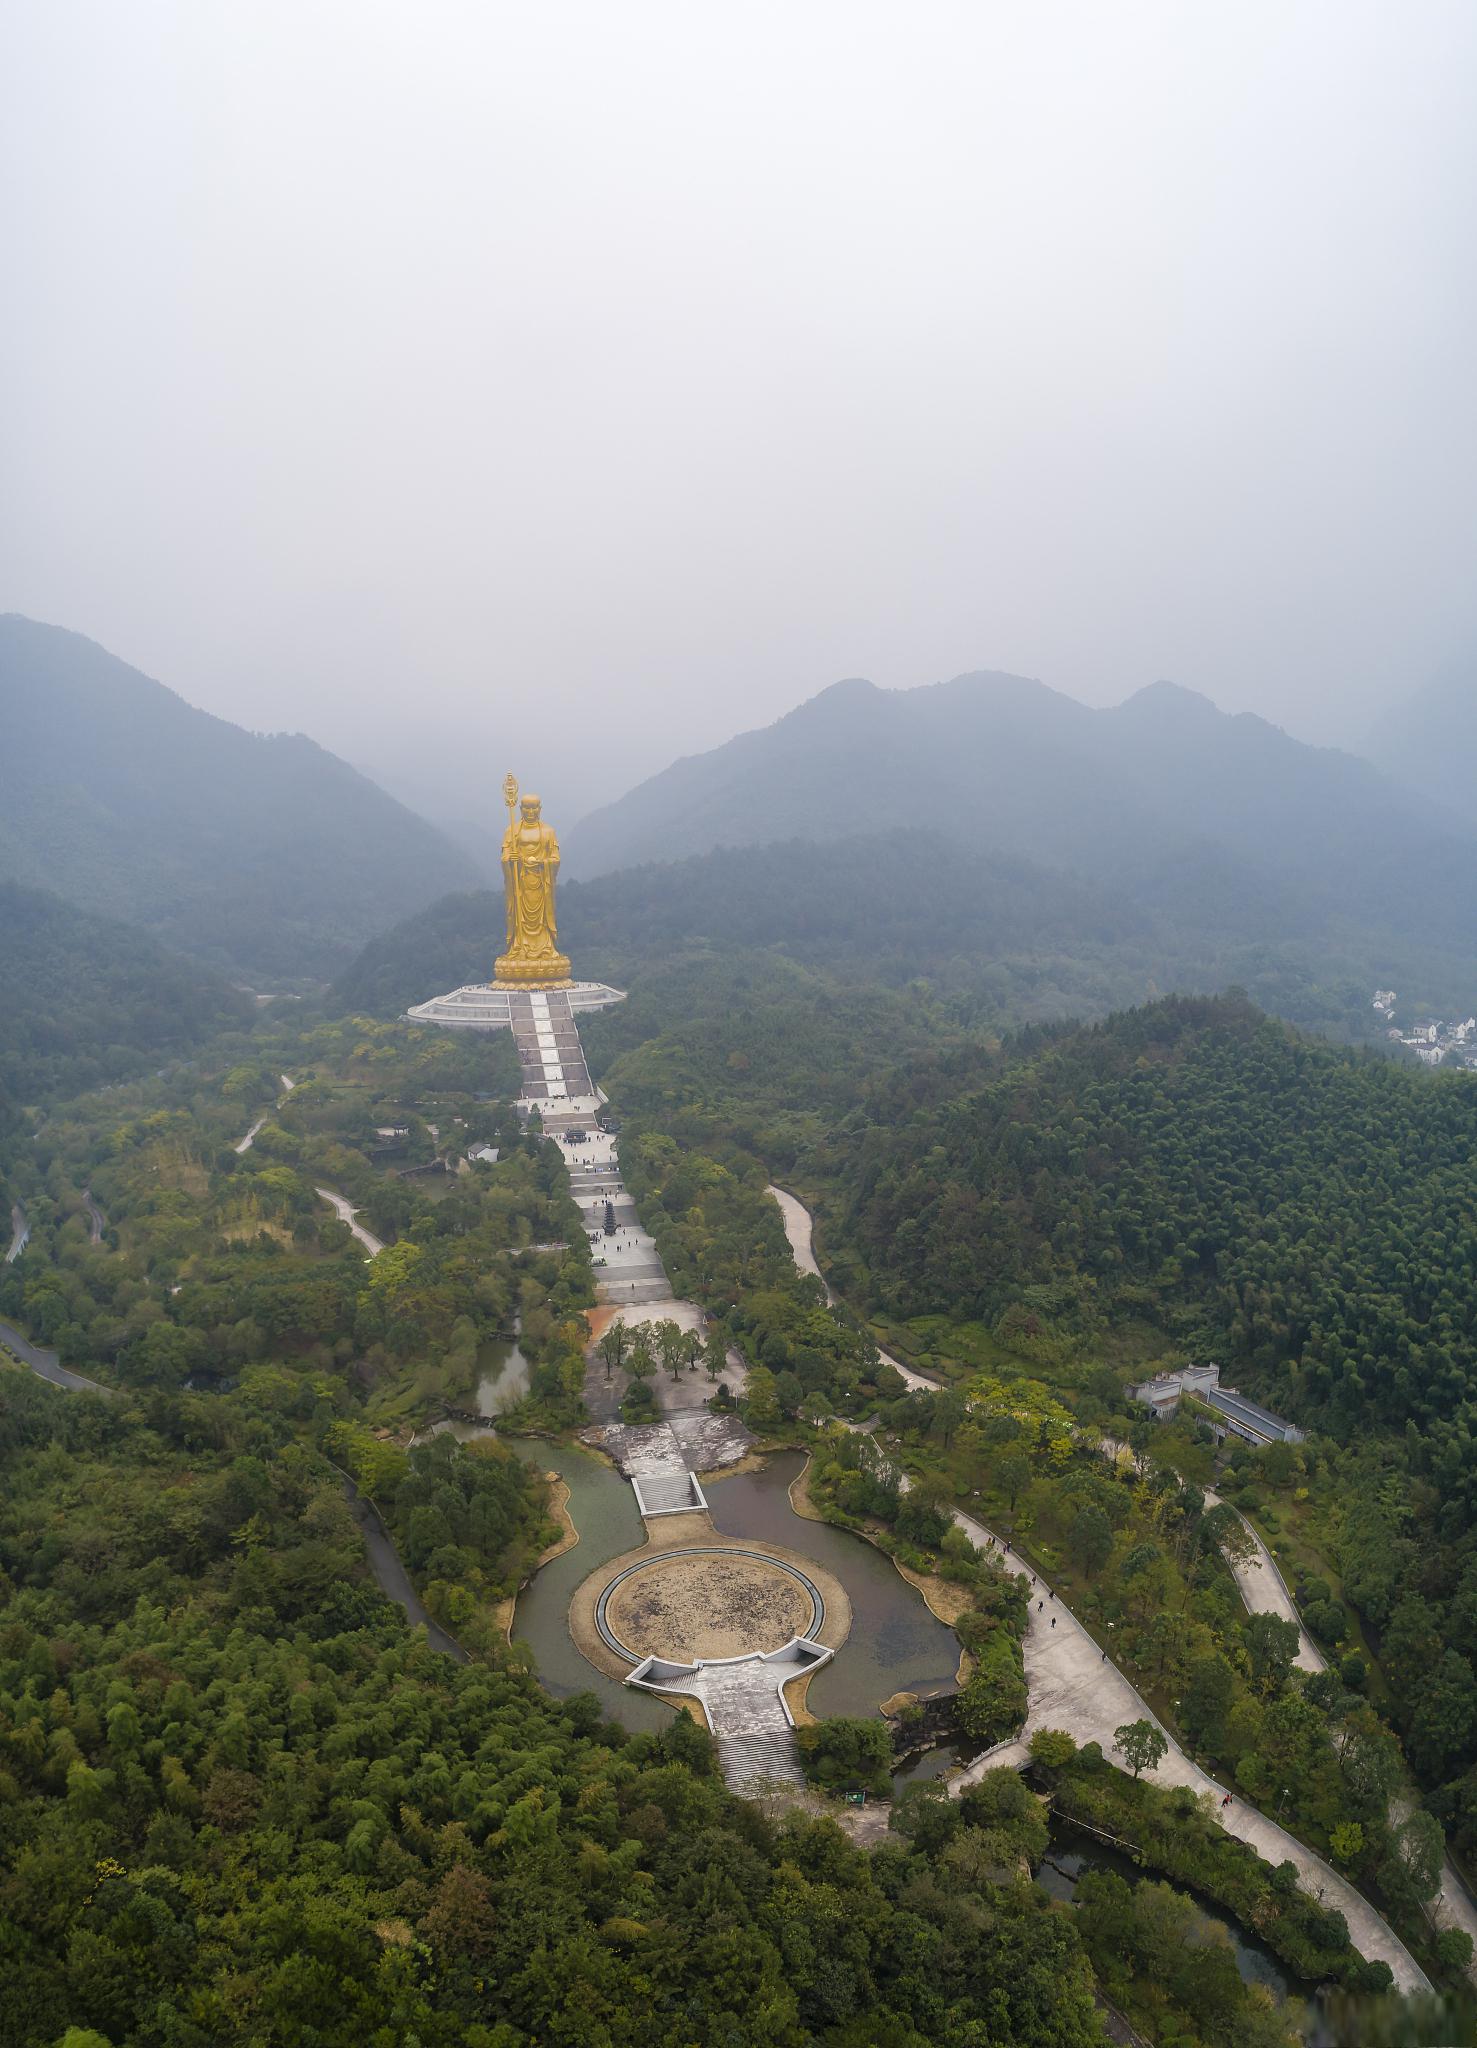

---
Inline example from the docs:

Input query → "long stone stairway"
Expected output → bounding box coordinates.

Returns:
[507,989,595,1104]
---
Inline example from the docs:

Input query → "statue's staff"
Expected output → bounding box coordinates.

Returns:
[502,773,521,938]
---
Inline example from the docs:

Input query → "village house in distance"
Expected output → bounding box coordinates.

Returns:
[1373,988,1477,1069]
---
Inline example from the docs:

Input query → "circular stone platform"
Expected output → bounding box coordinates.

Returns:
[598,1547,823,1663]
[569,1524,851,1701]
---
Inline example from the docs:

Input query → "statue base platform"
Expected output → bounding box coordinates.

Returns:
[406,980,626,1109]
[407,981,627,1030]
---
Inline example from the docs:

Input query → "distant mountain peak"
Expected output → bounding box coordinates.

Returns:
[1117,679,1221,721]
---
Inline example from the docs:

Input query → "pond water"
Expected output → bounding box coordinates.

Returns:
[704,1451,959,1718]
[1038,1820,1301,2008]
[504,1443,959,1731]
[507,1441,671,1730]
[414,1335,532,1443]
[891,1739,973,1791]
[470,1335,532,1415]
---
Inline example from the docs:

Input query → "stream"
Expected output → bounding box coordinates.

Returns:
[1037,1820,1316,2027]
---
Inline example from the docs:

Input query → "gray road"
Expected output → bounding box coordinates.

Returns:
[315,1186,385,1256]
[767,1188,940,1391]
[0,1317,115,1396]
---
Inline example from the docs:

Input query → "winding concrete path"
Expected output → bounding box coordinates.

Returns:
[1193,1471,1477,1971]
[1201,1483,1324,1675]
[316,1187,385,1257]
[234,1074,295,1155]
[1105,1437,1477,1970]
[82,1189,105,1246]
[940,1493,1429,1993]
[767,1189,939,1392]
[771,1201,1428,1992]
[5,1203,28,1265]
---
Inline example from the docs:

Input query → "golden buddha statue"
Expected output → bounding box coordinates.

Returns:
[493,774,572,986]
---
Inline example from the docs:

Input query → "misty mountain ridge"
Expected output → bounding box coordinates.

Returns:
[565,668,1477,972]
[0,615,477,982]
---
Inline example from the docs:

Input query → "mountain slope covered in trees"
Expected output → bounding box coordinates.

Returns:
[0,615,477,982]
[334,831,1443,1041]
[793,991,1477,1851]
[831,994,1477,1474]
[0,878,253,1100]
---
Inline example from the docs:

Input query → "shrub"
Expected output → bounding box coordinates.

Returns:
[1029,1728,1078,1770]
[796,1716,892,1797]
[957,1625,1027,1744]
[1435,1927,1475,1974]
[1303,1598,1348,1645]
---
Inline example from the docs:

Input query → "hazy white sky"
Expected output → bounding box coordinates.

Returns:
[3,2,1475,830]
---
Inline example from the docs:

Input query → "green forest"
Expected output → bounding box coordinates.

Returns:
[0,1370,1112,2048]
[8,897,1477,2042]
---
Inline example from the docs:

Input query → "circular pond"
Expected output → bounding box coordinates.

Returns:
[509,1442,959,1727]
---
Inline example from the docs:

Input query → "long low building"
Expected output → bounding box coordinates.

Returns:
[1131,1364,1303,1448]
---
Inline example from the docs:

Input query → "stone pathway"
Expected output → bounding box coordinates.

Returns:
[508,990,596,1106]
[939,1495,1430,1994]
[561,1128,672,1304]
[632,1644,824,1791]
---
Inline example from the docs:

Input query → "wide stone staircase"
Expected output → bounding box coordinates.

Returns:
[507,990,595,1103]
[717,1730,807,1793]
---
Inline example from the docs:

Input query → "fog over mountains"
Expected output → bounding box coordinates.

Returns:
[6,610,1476,1037]
[1367,666,1477,831]
[568,669,1473,887]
